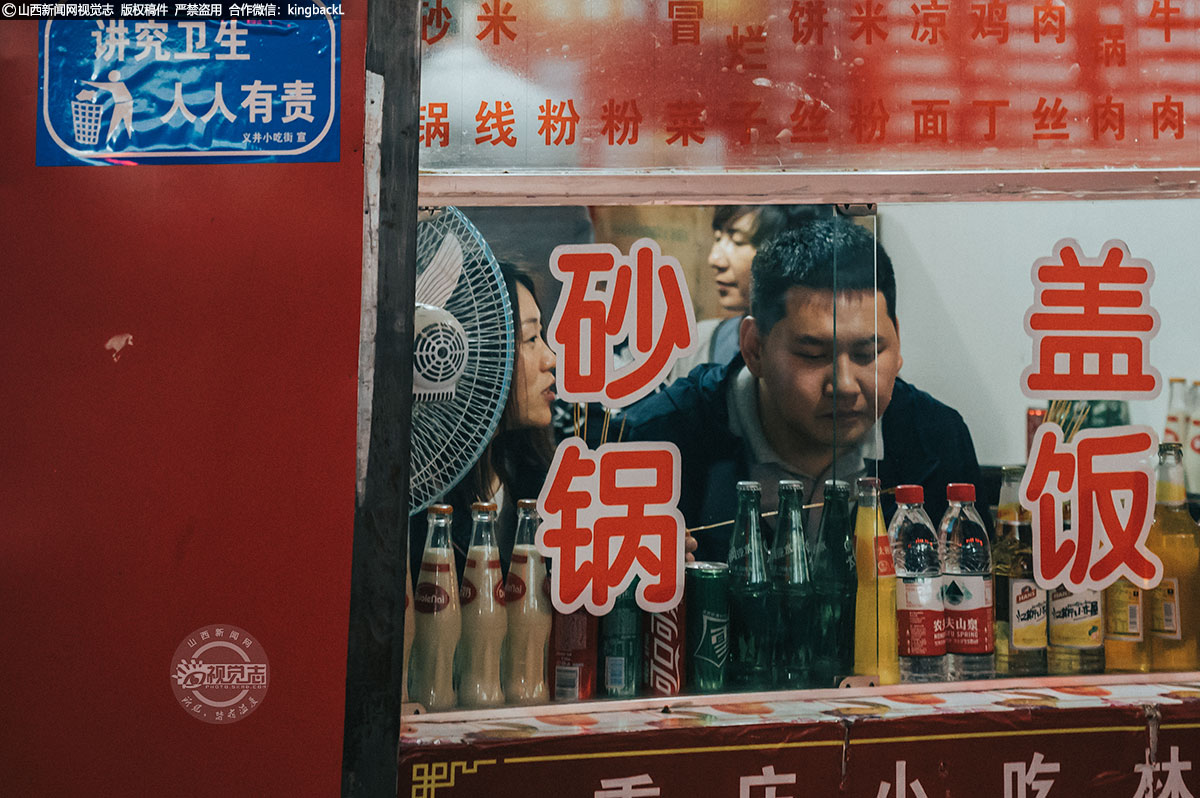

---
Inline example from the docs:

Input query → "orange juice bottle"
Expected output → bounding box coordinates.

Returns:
[1150,443,1200,672]
[853,477,899,684]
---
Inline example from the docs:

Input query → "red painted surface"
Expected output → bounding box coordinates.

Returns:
[0,15,365,796]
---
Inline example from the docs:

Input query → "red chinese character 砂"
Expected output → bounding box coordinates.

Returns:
[1020,423,1161,592]
[537,439,685,614]
[422,0,452,45]
[1022,239,1161,399]
[548,239,697,407]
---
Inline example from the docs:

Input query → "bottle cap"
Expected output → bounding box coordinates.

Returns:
[428,504,454,516]
[736,480,761,492]
[947,483,975,502]
[517,498,538,510]
[856,476,881,490]
[1160,442,1184,455]
[823,479,850,499]
[471,501,499,512]
[779,479,803,494]
[895,484,923,504]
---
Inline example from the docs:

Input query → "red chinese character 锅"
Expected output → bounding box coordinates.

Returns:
[1020,423,1161,592]
[850,2,889,44]
[789,1,829,45]
[422,0,452,45]
[475,100,517,146]
[1096,25,1125,67]
[537,99,580,145]
[477,1,517,44]
[537,439,685,614]
[420,102,450,147]
[970,2,1009,43]
[1153,95,1185,140]
[600,99,642,145]
[1022,239,1161,399]
[548,239,697,406]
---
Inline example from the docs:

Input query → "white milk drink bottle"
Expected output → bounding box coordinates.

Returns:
[408,504,461,711]
[1183,381,1200,496]
[939,483,995,680]
[1165,378,1189,444]
[503,499,552,705]
[458,501,508,709]
[888,485,948,682]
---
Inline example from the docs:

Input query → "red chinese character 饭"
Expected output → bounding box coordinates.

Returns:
[1022,239,1161,399]
[1020,423,1161,591]
[475,100,517,146]
[537,440,685,614]
[548,239,697,407]
[789,1,829,45]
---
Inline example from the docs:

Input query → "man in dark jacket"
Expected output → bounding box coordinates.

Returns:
[622,215,985,562]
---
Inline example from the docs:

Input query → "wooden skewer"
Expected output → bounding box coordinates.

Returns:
[617,414,627,444]
[600,406,611,446]
[685,504,825,534]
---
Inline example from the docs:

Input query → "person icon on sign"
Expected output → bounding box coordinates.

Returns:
[82,70,134,143]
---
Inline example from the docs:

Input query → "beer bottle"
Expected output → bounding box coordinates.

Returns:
[940,483,995,680]
[993,519,1048,676]
[408,504,462,711]
[889,485,948,682]
[457,501,507,708]
[1150,442,1200,671]
[770,480,814,688]
[503,499,552,705]
[853,477,899,685]
[811,479,857,688]
[726,481,772,690]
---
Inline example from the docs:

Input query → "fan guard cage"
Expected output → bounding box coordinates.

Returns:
[409,208,514,515]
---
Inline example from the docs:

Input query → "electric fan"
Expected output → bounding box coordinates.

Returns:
[409,207,514,515]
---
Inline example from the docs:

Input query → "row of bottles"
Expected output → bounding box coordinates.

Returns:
[994,443,1200,677]
[1165,378,1200,495]
[407,500,552,712]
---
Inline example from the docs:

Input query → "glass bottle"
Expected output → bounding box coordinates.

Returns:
[993,519,1048,676]
[810,479,858,688]
[726,481,772,690]
[853,477,899,685]
[408,504,462,711]
[503,499,552,705]
[1150,443,1200,671]
[457,501,507,708]
[770,480,814,688]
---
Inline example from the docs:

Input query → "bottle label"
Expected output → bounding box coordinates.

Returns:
[944,574,994,654]
[554,665,581,700]
[461,577,477,606]
[1010,579,1048,651]
[1048,587,1103,649]
[875,537,896,577]
[1105,581,1143,641]
[505,573,528,603]
[414,582,451,614]
[896,577,946,656]
[1151,577,1182,640]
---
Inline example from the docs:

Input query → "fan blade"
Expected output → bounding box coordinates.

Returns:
[415,233,464,307]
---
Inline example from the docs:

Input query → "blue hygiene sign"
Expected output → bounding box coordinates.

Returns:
[38,15,340,165]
